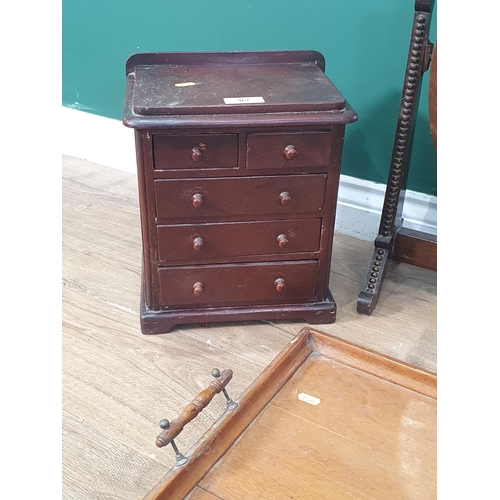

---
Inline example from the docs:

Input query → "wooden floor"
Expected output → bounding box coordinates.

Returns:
[62,154,437,500]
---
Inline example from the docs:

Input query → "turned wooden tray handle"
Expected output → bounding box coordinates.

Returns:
[156,368,237,451]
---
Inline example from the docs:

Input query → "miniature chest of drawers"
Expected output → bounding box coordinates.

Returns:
[123,50,357,334]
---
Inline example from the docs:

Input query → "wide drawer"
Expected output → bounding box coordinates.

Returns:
[158,260,318,308]
[246,132,332,170]
[157,218,322,264]
[154,174,326,221]
[153,134,238,170]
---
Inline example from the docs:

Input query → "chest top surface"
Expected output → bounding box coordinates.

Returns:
[123,50,357,129]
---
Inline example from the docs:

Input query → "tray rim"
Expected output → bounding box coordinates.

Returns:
[142,327,436,500]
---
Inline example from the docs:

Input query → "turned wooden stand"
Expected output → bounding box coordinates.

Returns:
[357,0,436,315]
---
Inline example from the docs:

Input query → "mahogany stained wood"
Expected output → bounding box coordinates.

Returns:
[158,261,319,308]
[153,174,327,221]
[246,131,333,169]
[124,51,357,333]
[131,61,346,116]
[153,134,238,170]
[156,218,322,265]
[144,327,436,500]
[393,227,437,272]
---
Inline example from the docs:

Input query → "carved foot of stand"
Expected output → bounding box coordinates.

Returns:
[357,247,390,315]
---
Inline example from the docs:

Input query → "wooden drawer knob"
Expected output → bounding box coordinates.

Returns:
[274,278,286,292]
[193,237,204,251]
[193,282,204,296]
[192,193,204,208]
[279,192,291,206]
[191,147,203,162]
[277,234,289,248]
[284,145,297,160]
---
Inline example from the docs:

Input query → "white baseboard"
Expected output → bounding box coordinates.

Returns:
[62,107,437,241]
[61,106,137,174]
[336,175,437,240]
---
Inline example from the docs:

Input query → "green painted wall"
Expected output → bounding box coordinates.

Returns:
[62,0,437,195]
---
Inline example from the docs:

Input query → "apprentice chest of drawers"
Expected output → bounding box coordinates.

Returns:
[123,50,357,334]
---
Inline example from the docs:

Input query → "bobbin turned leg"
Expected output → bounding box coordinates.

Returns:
[357,0,435,315]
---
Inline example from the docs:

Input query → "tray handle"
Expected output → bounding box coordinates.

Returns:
[155,368,238,465]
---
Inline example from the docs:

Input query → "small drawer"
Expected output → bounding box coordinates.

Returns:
[157,218,322,264]
[158,260,318,308]
[246,132,332,169]
[154,174,326,221]
[153,134,238,170]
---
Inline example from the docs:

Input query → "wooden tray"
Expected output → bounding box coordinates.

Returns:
[144,327,437,500]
